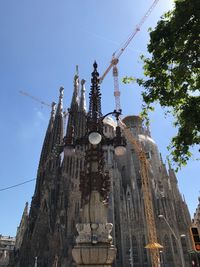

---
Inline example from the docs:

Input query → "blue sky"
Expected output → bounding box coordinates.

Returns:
[0,0,199,236]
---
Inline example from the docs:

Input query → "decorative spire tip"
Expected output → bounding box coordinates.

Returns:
[93,61,98,69]
[51,102,56,110]
[60,86,64,94]
[81,79,86,86]
[76,65,79,75]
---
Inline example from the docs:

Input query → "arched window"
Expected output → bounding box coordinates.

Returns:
[132,236,139,263]
[171,234,178,254]
[164,235,173,262]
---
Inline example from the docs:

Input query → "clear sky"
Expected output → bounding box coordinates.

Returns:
[0,0,199,237]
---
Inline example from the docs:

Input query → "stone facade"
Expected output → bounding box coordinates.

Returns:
[15,202,28,252]
[0,235,15,267]
[14,69,192,267]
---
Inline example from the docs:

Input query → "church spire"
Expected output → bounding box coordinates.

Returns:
[76,79,87,138]
[50,87,64,157]
[38,101,56,170]
[79,79,87,112]
[15,202,29,250]
[87,61,103,135]
[24,201,29,215]
[30,102,56,227]
[168,159,178,184]
[65,66,80,139]
[56,86,64,115]
[71,65,79,108]
[88,61,102,119]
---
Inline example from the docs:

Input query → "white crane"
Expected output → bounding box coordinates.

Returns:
[99,0,160,112]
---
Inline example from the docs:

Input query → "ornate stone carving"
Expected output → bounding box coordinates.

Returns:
[76,223,113,244]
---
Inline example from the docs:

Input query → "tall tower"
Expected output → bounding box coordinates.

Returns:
[15,88,65,266]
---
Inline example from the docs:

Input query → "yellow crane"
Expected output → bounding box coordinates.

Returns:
[119,118,162,267]
[99,0,163,265]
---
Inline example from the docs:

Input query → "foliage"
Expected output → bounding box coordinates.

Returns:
[123,0,200,168]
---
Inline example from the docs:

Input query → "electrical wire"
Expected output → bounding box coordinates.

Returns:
[0,139,62,193]
[0,178,36,192]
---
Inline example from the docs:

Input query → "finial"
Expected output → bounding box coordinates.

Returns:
[92,61,98,75]
[24,202,29,215]
[51,102,56,116]
[59,86,64,98]
[73,66,79,94]
[76,65,79,75]
[59,87,64,106]
[81,79,86,88]
[51,102,56,109]
[57,87,64,113]
[74,65,79,82]
[88,61,102,121]
[79,79,87,112]
[93,61,98,70]
[91,61,99,84]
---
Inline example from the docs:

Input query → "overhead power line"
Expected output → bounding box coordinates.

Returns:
[0,178,36,192]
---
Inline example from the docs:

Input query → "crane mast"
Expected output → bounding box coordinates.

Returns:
[113,64,121,112]
[119,119,162,267]
[99,2,162,264]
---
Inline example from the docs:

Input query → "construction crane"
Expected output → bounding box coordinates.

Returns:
[119,118,162,267]
[99,2,162,265]
[99,0,160,111]
[19,90,68,130]
[19,90,52,108]
[19,90,70,168]
[100,1,162,261]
